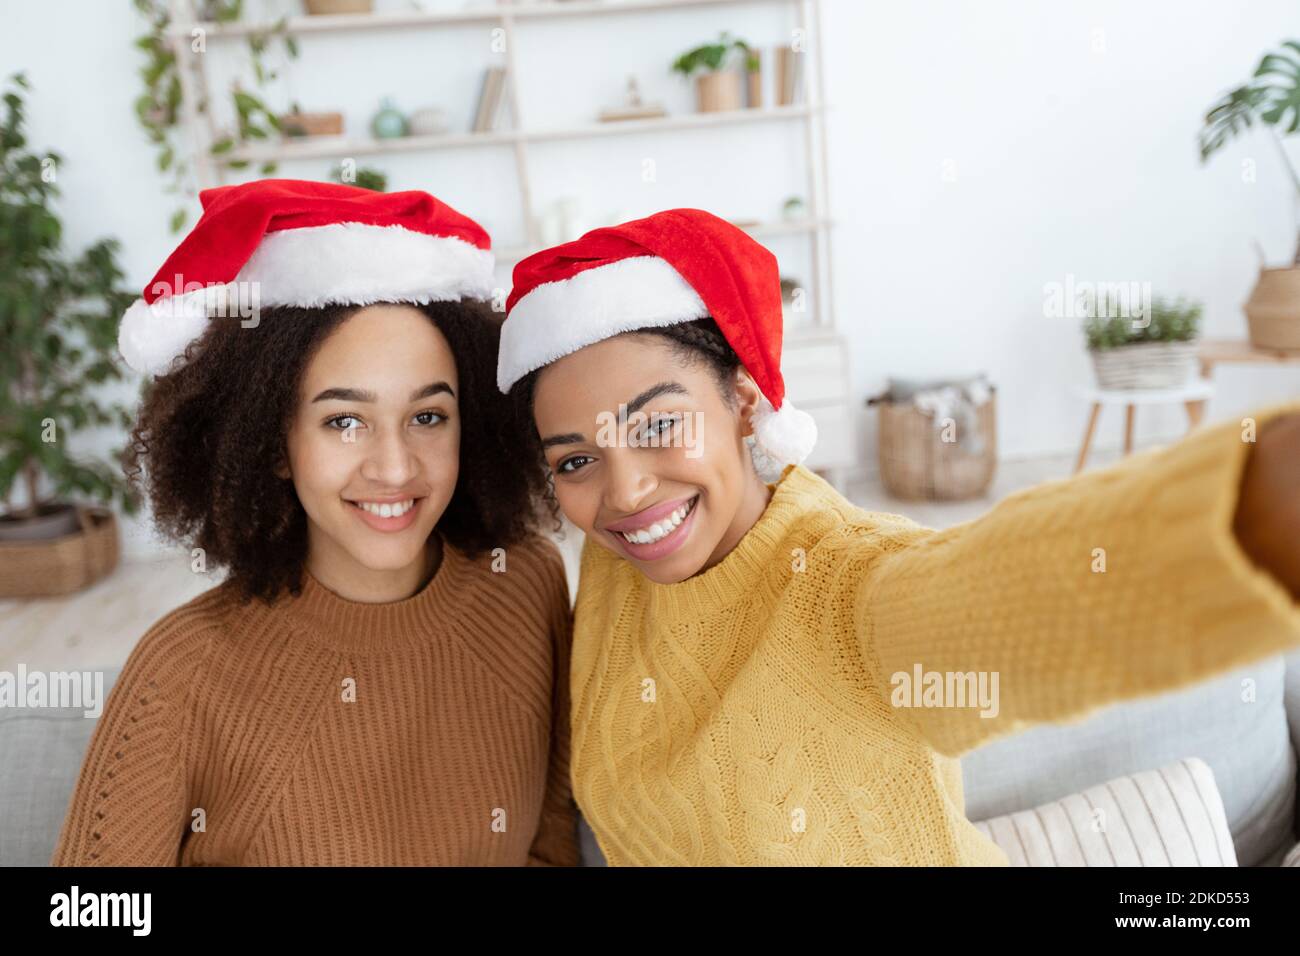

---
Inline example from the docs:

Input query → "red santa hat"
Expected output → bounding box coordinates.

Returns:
[497,208,817,470]
[119,178,495,376]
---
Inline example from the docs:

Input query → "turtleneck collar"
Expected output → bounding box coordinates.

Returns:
[280,532,479,655]
[642,464,823,619]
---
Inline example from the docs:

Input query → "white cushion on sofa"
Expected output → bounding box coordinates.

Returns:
[973,757,1235,866]
[962,659,1295,866]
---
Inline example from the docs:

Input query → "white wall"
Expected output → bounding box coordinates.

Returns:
[3,0,1299,555]
[822,0,1300,461]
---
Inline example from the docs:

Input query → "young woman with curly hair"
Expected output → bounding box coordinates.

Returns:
[498,208,1300,866]
[52,180,578,867]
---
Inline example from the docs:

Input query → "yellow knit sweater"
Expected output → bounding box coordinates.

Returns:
[570,404,1300,866]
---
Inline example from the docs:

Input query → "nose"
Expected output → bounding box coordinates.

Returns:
[602,448,657,517]
[359,425,419,489]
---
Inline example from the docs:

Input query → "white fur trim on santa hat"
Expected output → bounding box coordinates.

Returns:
[496,255,707,393]
[119,222,495,376]
[749,396,817,477]
[241,222,494,309]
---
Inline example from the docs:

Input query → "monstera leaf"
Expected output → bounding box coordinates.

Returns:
[1200,39,1300,196]
[1201,39,1300,158]
[1200,83,1268,161]
[1255,41,1300,133]
[1200,39,1300,262]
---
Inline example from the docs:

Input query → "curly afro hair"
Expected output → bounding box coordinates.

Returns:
[127,300,549,603]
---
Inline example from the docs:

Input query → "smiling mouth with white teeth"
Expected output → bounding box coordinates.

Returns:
[353,499,416,518]
[616,496,698,545]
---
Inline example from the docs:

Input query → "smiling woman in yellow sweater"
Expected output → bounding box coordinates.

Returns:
[498,208,1300,866]
[53,181,578,867]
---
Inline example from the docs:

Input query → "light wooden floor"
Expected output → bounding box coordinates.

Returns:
[0,450,1117,673]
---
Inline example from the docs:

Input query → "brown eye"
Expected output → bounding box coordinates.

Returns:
[326,414,361,431]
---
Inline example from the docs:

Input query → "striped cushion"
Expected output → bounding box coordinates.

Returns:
[972,758,1236,866]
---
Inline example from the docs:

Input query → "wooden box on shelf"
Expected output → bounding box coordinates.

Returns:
[303,0,373,15]
[279,110,344,138]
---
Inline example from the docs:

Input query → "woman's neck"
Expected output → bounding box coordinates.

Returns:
[305,532,443,604]
[700,466,773,573]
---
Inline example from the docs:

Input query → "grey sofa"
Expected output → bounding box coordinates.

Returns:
[7,651,1300,867]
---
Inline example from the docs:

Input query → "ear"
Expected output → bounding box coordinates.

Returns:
[273,452,291,481]
[731,368,764,438]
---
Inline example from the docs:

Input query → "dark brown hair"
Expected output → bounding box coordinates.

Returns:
[127,300,548,603]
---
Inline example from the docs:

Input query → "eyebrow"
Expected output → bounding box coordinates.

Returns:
[539,381,690,450]
[311,381,455,404]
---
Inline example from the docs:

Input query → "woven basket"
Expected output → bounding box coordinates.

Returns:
[1243,266,1300,353]
[1090,341,1196,390]
[876,392,997,501]
[0,506,119,598]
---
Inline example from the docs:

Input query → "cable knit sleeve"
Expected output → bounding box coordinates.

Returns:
[856,402,1300,759]
[50,608,210,866]
[525,539,582,867]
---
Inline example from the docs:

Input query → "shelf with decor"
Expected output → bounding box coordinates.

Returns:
[220,103,817,164]
[167,0,794,39]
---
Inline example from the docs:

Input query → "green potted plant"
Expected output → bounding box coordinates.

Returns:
[329,163,388,192]
[1200,38,1300,352]
[671,33,754,113]
[0,74,138,596]
[1084,297,1203,390]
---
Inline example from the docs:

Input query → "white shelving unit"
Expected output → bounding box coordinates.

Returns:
[164,0,855,483]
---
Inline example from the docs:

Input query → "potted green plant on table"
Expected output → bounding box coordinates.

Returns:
[1084,297,1204,390]
[672,33,755,113]
[0,74,138,597]
[1201,38,1300,352]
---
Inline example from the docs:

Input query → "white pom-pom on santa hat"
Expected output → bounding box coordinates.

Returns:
[499,208,819,471]
[118,287,217,378]
[751,396,818,469]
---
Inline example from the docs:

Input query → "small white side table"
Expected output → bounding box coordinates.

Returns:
[1073,382,1215,474]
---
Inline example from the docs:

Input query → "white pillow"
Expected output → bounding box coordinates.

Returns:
[972,757,1236,866]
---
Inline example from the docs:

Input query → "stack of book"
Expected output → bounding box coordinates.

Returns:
[473,67,509,132]
[774,47,804,106]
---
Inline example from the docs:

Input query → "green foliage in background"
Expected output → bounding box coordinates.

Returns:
[329,164,388,192]
[0,74,139,518]
[1200,38,1300,262]
[672,33,758,77]
[1083,297,1203,351]
[133,0,297,233]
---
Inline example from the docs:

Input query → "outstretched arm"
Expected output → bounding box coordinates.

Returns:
[857,403,1300,758]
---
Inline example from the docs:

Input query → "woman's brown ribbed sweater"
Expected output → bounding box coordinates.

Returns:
[51,533,579,866]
